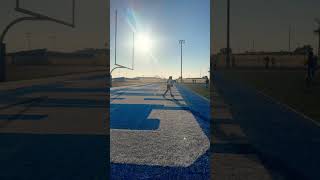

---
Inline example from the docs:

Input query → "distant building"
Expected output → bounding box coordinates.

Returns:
[184,77,206,84]
[214,50,307,68]
[7,48,109,66]
[8,49,49,65]
[112,77,126,82]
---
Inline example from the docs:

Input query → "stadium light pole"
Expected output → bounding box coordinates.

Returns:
[115,9,117,65]
[49,35,56,50]
[179,40,185,83]
[289,25,291,52]
[316,29,320,56]
[315,18,320,56]
[132,31,134,70]
[226,0,231,68]
[25,32,31,50]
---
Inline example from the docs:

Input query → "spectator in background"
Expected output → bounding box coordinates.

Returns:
[312,55,318,79]
[264,56,270,69]
[205,76,209,88]
[231,56,236,68]
[271,57,276,68]
[305,50,317,86]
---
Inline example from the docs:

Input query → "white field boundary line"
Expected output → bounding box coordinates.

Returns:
[255,89,320,128]
[218,76,320,128]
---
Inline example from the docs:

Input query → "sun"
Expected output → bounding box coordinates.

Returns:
[136,33,152,53]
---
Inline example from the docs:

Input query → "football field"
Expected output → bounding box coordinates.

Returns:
[110,83,210,179]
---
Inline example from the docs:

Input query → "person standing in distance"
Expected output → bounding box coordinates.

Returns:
[163,76,174,97]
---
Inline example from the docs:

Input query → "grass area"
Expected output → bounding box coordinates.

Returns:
[182,83,210,99]
[219,69,320,122]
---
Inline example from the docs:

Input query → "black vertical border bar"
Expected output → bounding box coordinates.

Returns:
[106,0,111,179]
[210,0,213,178]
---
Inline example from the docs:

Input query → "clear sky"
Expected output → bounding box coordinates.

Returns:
[110,0,210,79]
[0,0,109,53]
[212,0,320,55]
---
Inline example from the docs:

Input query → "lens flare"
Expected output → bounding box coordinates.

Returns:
[136,33,152,53]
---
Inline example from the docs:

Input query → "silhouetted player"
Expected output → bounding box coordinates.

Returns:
[264,56,270,69]
[205,76,209,88]
[163,76,174,97]
[306,51,317,85]
[271,57,276,68]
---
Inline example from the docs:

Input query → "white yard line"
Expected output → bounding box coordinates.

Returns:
[255,89,320,127]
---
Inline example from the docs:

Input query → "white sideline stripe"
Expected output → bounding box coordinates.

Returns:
[255,89,320,127]
[217,79,320,127]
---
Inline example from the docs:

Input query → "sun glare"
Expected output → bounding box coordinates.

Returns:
[136,33,152,53]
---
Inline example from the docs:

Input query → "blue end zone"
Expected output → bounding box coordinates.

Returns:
[175,84,210,137]
[112,151,210,179]
[111,104,161,130]
[110,103,191,130]
[111,84,210,179]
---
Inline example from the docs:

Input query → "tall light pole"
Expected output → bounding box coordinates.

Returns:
[132,31,134,70]
[226,0,231,68]
[25,32,31,50]
[115,10,117,65]
[252,40,255,52]
[179,40,185,83]
[49,34,56,50]
[315,18,320,56]
[289,25,292,52]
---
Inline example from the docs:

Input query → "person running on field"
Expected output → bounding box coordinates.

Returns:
[163,76,174,97]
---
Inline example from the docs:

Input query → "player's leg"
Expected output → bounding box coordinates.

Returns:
[163,85,169,96]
